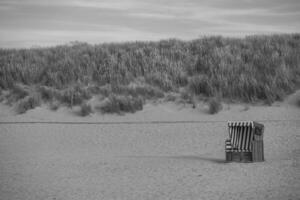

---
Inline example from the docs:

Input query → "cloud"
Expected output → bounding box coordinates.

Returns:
[129,12,175,19]
[0,0,299,48]
[72,0,144,10]
[0,28,171,48]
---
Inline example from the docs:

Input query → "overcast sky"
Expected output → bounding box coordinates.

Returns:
[0,0,299,48]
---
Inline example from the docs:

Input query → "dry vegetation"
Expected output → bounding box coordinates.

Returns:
[208,98,223,114]
[97,94,143,114]
[0,34,299,114]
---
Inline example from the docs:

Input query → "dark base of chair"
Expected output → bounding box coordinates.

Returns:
[226,152,253,162]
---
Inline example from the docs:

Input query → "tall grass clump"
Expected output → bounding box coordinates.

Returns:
[208,97,222,114]
[188,75,214,96]
[8,84,30,102]
[79,102,92,116]
[37,86,59,101]
[49,100,60,111]
[60,86,92,107]
[16,94,41,114]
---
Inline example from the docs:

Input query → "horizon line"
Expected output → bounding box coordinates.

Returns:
[1,32,299,50]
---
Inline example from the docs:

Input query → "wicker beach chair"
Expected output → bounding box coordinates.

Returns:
[225,121,264,162]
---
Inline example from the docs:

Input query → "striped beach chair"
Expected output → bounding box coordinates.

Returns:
[225,121,265,162]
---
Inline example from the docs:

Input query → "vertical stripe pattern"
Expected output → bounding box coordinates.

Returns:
[227,121,254,152]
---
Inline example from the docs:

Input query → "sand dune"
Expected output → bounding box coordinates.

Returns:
[0,100,299,200]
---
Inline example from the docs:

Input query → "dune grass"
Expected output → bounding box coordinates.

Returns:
[0,34,299,114]
[97,94,143,114]
[16,94,41,114]
[79,102,93,116]
[208,98,223,114]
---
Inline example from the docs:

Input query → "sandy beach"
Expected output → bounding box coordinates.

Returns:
[0,99,299,200]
